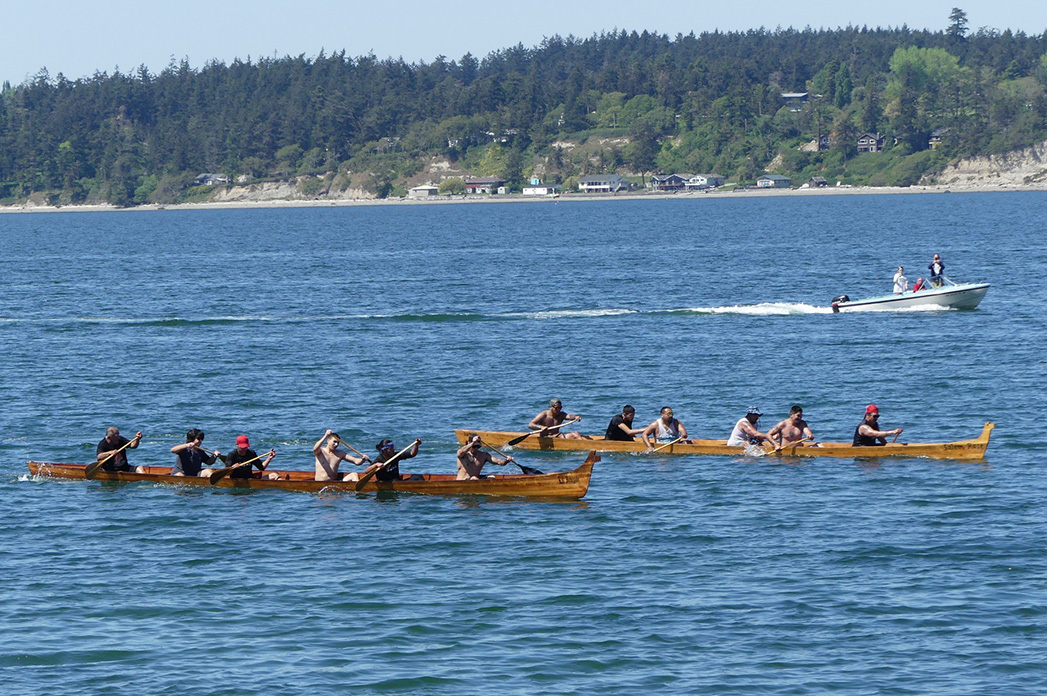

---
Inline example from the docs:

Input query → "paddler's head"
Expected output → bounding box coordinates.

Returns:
[746,406,762,423]
[660,407,674,422]
[549,398,562,414]
[622,405,635,423]
[236,434,250,451]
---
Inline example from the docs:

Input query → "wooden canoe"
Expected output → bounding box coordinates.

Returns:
[26,452,597,499]
[454,422,994,460]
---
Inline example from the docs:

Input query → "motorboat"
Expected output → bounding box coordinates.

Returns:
[831,278,989,313]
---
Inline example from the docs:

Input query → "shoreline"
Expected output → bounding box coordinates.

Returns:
[3,181,1047,214]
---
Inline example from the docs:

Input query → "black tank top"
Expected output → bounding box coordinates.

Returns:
[853,422,884,446]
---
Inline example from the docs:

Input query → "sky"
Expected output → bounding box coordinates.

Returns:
[4,1,1047,86]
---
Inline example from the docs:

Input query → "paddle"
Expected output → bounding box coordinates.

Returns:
[650,436,685,453]
[335,438,369,460]
[484,444,543,475]
[208,451,270,485]
[770,435,813,454]
[85,436,139,479]
[891,431,901,443]
[354,440,418,491]
[507,419,579,446]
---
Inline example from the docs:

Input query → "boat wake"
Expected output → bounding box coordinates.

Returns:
[670,302,833,316]
[0,301,952,326]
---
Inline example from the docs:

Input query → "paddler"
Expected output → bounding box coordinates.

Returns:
[853,404,903,446]
[727,406,777,448]
[170,428,221,477]
[96,426,146,473]
[604,404,643,441]
[456,433,514,480]
[768,405,817,447]
[641,407,690,449]
[366,437,421,482]
[313,429,370,482]
[528,398,584,439]
[226,434,278,480]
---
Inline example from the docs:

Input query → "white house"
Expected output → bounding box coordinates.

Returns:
[578,174,630,193]
[522,177,562,196]
[756,174,791,189]
[686,174,726,189]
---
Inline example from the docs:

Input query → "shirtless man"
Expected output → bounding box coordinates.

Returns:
[768,405,816,447]
[727,406,777,448]
[641,407,690,449]
[853,404,903,446]
[456,433,514,480]
[313,429,371,482]
[528,398,583,439]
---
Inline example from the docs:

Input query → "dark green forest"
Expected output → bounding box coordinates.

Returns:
[3,9,1047,205]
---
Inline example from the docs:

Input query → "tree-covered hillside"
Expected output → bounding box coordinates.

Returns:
[2,9,1047,205]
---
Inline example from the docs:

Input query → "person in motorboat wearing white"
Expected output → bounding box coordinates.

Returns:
[893,266,908,295]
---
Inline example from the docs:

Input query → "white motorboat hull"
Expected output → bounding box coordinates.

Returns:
[831,283,990,313]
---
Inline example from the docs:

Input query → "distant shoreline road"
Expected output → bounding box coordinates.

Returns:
[3,182,1047,214]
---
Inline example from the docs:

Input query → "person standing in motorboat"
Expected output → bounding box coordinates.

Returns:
[928,254,945,287]
[893,266,908,295]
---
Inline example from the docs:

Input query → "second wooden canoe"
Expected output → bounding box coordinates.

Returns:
[454,422,994,460]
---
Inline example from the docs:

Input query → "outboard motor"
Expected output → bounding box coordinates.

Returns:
[831,295,849,313]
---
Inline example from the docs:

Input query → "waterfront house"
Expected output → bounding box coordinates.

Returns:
[756,174,791,189]
[651,174,689,191]
[465,177,506,194]
[408,185,439,199]
[578,175,630,193]
[522,177,562,196]
[686,174,726,190]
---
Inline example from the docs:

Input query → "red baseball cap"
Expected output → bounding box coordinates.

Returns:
[236,435,250,447]
[865,404,879,414]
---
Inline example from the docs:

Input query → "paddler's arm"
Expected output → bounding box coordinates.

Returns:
[617,422,644,437]
[527,412,548,432]
[128,432,143,449]
[258,449,276,470]
[313,429,332,453]
[767,421,784,446]
[640,422,657,449]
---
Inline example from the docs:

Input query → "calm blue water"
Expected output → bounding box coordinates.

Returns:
[2,192,1045,695]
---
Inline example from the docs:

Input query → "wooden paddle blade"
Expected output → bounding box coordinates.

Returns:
[84,460,105,479]
[208,466,237,484]
[506,432,533,446]
[516,463,544,475]
[353,464,381,491]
